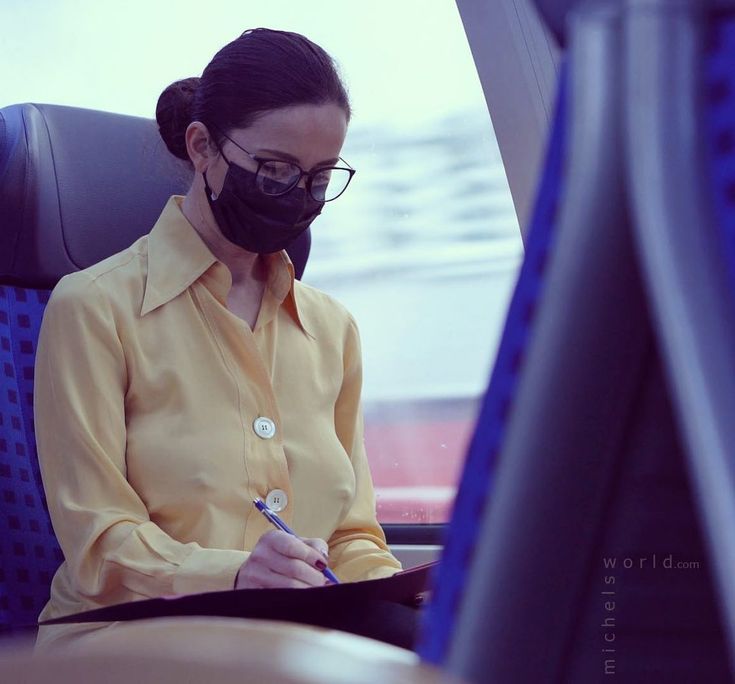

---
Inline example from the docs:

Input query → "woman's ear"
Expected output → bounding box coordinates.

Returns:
[185,121,217,173]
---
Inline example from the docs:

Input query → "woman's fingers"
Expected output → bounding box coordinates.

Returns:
[264,532,329,586]
[301,537,329,560]
[265,551,327,587]
[266,530,327,568]
[235,530,330,589]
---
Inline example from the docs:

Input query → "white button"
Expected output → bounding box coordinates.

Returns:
[265,489,288,512]
[253,416,276,439]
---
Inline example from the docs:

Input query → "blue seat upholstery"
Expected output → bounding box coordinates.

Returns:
[0,103,312,635]
[0,286,57,633]
[706,12,735,283]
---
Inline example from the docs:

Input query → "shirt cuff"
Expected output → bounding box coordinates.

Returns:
[172,547,250,596]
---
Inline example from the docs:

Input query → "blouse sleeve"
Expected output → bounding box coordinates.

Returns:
[327,315,403,582]
[34,273,249,602]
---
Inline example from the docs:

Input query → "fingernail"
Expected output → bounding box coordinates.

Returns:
[316,560,327,571]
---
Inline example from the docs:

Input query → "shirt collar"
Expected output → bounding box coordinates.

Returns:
[141,196,308,334]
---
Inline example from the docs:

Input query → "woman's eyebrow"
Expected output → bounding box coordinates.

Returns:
[257,148,340,166]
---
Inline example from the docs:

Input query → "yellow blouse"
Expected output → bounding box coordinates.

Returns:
[34,196,400,647]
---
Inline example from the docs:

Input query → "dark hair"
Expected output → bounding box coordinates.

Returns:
[156,28,351,161]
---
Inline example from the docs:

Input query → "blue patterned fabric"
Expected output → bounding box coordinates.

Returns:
[417,68,568,664]
[706,13,735,301]
[0,285,62,633]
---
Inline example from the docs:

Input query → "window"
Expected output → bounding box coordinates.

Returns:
[0,0,523,525]
[299,3,524,524]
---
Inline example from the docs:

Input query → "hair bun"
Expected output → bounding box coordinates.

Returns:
[156,77,201,161]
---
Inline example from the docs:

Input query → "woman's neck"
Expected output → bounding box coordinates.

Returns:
[181,191,267,287]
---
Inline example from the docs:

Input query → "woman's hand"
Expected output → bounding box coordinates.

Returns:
[234,530,332,589]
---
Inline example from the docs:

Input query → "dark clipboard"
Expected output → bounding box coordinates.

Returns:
[41,561,438,649]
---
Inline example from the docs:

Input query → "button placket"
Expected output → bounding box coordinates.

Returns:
[192,281,292,549]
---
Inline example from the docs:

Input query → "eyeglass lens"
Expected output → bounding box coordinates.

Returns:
[256,161,351,202]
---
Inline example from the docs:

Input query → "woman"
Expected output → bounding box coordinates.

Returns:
[34,27,401,649]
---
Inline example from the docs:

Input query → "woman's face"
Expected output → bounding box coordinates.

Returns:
[203,102,349,197]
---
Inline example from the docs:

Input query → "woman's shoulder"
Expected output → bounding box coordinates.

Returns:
[292,280,358,333]
[49,236,149,315]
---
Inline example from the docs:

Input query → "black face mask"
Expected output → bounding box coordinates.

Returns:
[203,160,324,255]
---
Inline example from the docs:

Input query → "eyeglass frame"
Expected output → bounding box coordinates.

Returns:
[214,129,356,202]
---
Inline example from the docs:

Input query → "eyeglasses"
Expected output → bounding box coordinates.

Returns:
[217,131,356,202]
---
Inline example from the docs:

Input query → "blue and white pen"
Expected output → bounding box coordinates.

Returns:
[253,498,340,585]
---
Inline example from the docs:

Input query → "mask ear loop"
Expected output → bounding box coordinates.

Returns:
[203,170,217,201]
[202,129,230,201]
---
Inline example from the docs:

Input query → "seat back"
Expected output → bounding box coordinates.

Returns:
[625,0,735,669]
[418,2,733,681]
[0,103,311,633]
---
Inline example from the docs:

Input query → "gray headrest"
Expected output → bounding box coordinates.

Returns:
[0,103,310,288]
